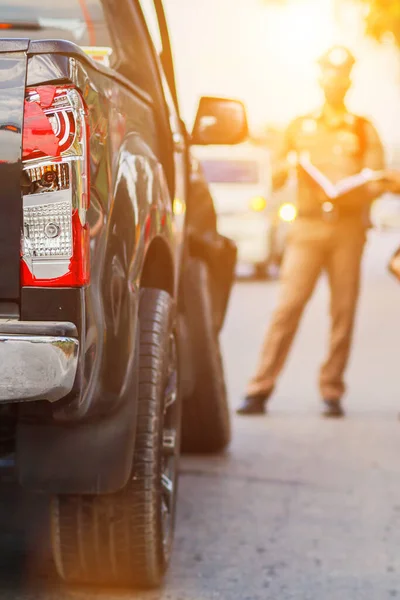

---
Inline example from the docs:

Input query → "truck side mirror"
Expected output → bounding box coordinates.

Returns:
[191,96,248,146]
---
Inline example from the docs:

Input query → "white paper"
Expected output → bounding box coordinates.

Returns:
[299,157,384,200]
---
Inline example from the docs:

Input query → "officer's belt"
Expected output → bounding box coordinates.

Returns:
[297,206,364,223]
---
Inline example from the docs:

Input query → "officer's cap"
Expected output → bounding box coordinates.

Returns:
[318,46,355,74]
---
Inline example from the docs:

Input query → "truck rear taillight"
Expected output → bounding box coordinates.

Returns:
[21,86,89,287]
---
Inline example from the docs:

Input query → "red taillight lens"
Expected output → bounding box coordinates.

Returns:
[21,86,90,287]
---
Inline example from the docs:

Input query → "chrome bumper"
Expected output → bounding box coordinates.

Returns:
[0,321,79,403]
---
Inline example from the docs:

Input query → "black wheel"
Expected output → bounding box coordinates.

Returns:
[51,289,181,588]
[253,262,268,280]
[181,258,231,454]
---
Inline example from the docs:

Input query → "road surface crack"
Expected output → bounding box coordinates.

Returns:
[180,467,317,489]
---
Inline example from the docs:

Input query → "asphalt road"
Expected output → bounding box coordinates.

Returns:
[1,230,400,600]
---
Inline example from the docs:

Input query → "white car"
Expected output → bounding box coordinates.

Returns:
[371,193,400,230]
[194,143,276,277]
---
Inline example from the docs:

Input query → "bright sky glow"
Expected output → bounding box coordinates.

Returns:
[165,0,400,146]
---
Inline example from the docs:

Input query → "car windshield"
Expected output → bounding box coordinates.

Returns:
[0,0,111,54]
[201,159,260,184]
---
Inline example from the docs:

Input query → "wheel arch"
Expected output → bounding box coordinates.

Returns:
[140,235,175,297]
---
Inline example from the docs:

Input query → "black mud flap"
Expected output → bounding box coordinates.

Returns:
[17,330,140,495]
[188,232,237,331]
[0,41,28,303]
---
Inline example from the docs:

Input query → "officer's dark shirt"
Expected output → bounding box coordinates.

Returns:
[275,106,385,221]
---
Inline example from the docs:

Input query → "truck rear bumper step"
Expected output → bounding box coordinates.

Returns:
[0,322,78,403]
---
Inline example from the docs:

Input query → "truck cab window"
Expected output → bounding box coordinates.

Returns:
[0,0,115,67]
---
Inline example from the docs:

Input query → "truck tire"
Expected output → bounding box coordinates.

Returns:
[51,289,181,588]
[181,258,231,454]
[254,262,268,280]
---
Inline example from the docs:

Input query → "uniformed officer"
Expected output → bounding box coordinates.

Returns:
[237,46,385,418]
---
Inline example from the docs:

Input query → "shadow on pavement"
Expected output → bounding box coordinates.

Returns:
[0,479,64,597]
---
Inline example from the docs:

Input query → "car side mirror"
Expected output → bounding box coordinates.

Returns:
[191,96,248,146]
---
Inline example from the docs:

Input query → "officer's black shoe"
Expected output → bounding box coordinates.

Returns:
[236,394,268,415]
[322,399,344,418]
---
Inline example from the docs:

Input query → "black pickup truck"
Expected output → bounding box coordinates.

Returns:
[0,0,248,589]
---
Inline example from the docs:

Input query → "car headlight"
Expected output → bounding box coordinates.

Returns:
[249,196,267,212]
[279,203,297,222]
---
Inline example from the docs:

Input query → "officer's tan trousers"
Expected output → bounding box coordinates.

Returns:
[247,220,366,401]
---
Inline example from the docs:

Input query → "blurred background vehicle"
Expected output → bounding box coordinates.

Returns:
[194,141,287,278]
[268,174,298,272]
[371,193,400,230]
[371,146,400,230]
